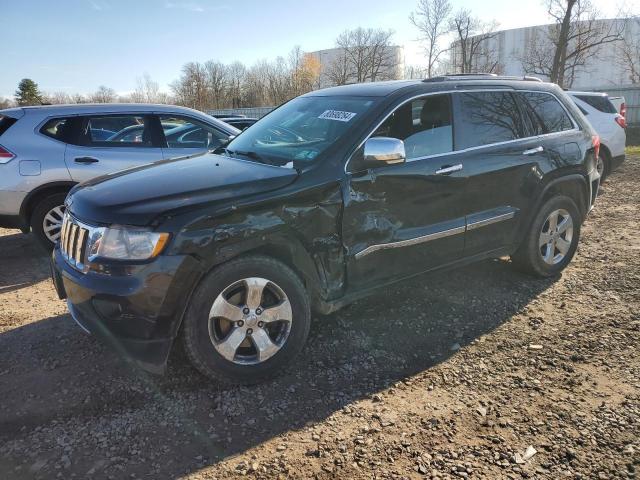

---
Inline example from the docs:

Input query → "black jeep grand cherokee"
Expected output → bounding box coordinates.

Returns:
[52,75,601,384]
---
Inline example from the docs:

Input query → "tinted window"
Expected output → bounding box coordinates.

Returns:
[41,117,70,141]
[575,95,617,114]
[159,115,229,149]
[372,94,453,159]
[454,91,524,150]
[85,115,156,147]
[0,115,17,137]
[521,92,574,134]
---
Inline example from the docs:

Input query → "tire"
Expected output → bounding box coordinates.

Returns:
[596,152,610,182]
[30,193,68,251]
[182,255,311,384]
[511,195,581,277]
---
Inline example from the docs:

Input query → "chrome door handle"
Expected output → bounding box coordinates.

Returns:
[523,146,544,155]
[435,164,463,175]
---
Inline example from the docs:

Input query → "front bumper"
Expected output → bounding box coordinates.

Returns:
[51,246,204,373]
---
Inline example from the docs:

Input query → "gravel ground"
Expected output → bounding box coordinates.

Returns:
[0,155,638,480]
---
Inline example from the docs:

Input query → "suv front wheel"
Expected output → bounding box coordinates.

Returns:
[31,193,67,251]
[182,255,311,384]
[511,195,581,277]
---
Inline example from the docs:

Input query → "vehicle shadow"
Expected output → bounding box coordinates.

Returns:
[0,231,50,294]
[0,258,556,479]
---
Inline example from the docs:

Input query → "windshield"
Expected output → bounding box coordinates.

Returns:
[222,96,378,166]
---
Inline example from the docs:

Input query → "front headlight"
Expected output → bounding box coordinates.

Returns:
[87,226,170,261]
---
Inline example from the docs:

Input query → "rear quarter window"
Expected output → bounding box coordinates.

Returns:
[575,95,617,114]
[520,92,574,134]
[0,115,18,137]
[454,91,525,150]
[40,117,72,141]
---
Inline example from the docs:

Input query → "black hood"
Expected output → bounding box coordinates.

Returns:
[66,153,298,226]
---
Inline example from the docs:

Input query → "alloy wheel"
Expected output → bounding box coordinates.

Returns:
[596,156,605,178]
[208,277,293,365]
[539,208,574,265]
[42,205,66,243]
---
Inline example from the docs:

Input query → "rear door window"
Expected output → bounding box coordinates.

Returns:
[158,115,230,150]
[453,91,525,150]
[575,95,617,114]
[372,93,453,160]
[83,115,159,147]
[520,92,574,134]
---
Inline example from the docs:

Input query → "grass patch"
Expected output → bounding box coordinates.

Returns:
[626,145,640,156]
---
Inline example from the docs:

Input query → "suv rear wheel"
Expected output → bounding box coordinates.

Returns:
[511,195,581,277]
[597,149,611,181]
[182,255,311,384]
[30,193,67,251]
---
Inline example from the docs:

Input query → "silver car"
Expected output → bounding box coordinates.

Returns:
[0,103,239,248]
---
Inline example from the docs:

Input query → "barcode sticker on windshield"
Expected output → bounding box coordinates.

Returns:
[318,110,357,122]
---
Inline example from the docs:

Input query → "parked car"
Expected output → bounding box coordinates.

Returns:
[220,117,258,130]
[0,104,239,248]
[567,91,626,179]
[608,95,626,120]
[52,75,600,384]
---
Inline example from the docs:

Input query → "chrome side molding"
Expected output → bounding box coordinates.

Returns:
[354,225,465,260]
[355,209,517,259]
[466,211,516,231]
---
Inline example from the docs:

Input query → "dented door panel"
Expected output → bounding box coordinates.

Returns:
[342,158,466,291]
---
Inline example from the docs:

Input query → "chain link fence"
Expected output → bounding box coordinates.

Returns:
[206,107,275,119]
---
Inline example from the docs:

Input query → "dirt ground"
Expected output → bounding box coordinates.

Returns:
[1,155,638,480]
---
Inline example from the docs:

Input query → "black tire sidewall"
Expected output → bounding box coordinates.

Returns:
[524,195,581,277]
[183,256,310,384]
[30,193,67,251]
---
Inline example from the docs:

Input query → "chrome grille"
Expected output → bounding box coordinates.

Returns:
[60,213,89,271]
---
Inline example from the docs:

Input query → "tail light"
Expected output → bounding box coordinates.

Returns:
[0,144,15,163]
[615,114,626,129]
[592,135,600,160]
[620,102,626,119]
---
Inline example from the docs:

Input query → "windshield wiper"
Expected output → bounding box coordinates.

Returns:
[227,149,273,165]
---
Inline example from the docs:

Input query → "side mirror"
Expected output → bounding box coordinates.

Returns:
[363,137,406,165]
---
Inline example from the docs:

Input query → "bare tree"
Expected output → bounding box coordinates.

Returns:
[226,61,246,108]
[327,51,351,86]
[0,97,13,109]
[615,17,640,84]
[519,0,626,87]
[334,27,400,83]
[170,62,208,109]
[44,92,73,104]
[203,61,227,108]
[289,46,320,96]
[132,73,168,103]
[449,9,501,74]
[91,85,116,103]
[410,0,452,78]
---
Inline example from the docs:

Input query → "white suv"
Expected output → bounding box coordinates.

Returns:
[0,104,239,248]
[567,91,626,180]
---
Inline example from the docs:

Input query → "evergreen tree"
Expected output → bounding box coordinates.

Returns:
[15,78,42,106]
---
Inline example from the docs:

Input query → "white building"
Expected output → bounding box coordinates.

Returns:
[448,18,640,89]
[308,46,405,88]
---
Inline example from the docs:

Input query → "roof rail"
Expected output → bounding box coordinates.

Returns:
[423,73,543,83]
